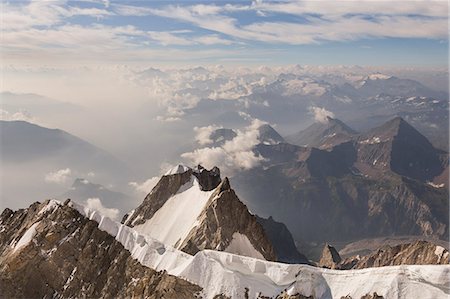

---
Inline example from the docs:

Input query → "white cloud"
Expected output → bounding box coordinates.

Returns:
[194,34,233,45]
[0,109,34,122]
[2,1,447,67]
[309,106,335,123]
[44,168,72,184]
[115,2,448,45]
[148,31,194,46]
[85,198,119,220]
[181,118,266,176]
[194,125,223,145]
[128,177,159,194]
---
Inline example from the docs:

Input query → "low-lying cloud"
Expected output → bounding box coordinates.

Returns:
[309,106,335,123]
[194,125,223,145]
[181,118,266,176]
[44,168,72,184]
[85,197,120,220]
[129,176,159,194]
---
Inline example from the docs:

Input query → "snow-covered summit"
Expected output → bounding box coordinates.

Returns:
[123,165,276,261]
[165,164,191,175]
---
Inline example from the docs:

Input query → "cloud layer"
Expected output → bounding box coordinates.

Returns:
[309,107,335,123]
[44,168,72,184]
[129,177,160,194]
[2,0,447,65]
[85,198,120,220]
[181,119,266,176]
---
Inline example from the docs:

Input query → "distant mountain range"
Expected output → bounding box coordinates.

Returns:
[61,178,134,214]
[232,117,448,255]
[1,120,124,171]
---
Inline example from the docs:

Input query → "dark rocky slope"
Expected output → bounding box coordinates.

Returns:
[0,200,201,299]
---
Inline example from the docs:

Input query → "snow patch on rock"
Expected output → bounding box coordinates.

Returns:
[165,164,191,175]
[13,221,40,252]
[38,199,60,215]
[133,176,214,248]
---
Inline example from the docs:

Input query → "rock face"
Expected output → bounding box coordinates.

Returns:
[318,244,342,269]
[318,240,449,270]
[355,117,446,182]
[255,215,310,264]
[0,200,201,299]
[124,165,277,261]
[179,178,276,261]
[341,240,450,270]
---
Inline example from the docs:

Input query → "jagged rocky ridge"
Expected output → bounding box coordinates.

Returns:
[318,241,449,270]
[0,200,200,299]
[1,199,448,299]
[123,165,277,261]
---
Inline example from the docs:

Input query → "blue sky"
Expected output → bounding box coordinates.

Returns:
[1,0,448,66]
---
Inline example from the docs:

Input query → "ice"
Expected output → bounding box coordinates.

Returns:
[13,221,40,252]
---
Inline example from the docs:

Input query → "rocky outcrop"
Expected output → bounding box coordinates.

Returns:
[317,240,449,270]
[0,200,201,299]
[255,215,310,264]
[340,240,449,269]
[179,178,277,261]
[318,244,342,269]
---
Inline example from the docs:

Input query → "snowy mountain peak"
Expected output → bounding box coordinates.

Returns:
[123,165,276,261]
[165,164,191,175]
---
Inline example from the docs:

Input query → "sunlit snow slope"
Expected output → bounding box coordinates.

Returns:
[69,200,450,299]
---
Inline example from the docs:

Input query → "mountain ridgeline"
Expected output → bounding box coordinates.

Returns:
[232,116,449,248]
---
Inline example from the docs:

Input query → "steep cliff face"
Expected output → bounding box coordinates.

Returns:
[318,244,342,269]
[0,200,201,299]
[179,178,276,261]
[255,215,310,264]
[123,165,277,261]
